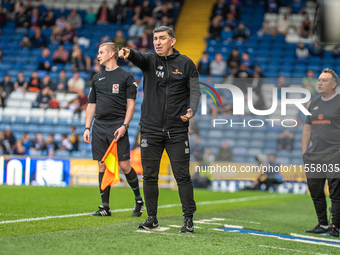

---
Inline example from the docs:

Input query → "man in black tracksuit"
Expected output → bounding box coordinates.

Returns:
[302,68,340,237]
[119,26,201,233]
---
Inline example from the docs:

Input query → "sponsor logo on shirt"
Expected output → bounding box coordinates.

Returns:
[141,139,148,147]
[172,69,182,75]
[133,82,138,87]
[99,77,106,81]
[156,71,164,78]
[312,114,331,124]
[313,106,319,110]
[112,84,119,93]
[157,66,163,70]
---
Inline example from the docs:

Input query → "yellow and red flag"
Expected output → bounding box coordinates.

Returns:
[101,139,121,190]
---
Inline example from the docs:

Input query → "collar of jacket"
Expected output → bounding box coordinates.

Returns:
[158,48,180,59]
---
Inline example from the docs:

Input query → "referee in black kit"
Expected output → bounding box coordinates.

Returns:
[303,68,340,237]
[119,26,201,233]
[83,42,143,217]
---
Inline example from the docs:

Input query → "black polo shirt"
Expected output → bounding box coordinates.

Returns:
[88,67,137,121]
[305,93,340,154]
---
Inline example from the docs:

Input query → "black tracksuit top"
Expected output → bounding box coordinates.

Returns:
[128,48,201,132]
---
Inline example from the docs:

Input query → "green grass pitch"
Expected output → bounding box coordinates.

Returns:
[0,185,339,254]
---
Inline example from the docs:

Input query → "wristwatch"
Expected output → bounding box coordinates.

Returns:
[122,124,129,130]
[84,127,90,131]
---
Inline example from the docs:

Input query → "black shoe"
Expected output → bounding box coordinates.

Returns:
[138,216,159,230]
[91,205,111,216]
[132,199,144,217]
[305,223,328,234]
[180,217,194,233]
[327,225,339,237]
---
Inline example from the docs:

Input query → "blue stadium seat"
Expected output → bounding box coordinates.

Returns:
[264,141,277,149]
[56,151,70,158]
[276,157,290,165]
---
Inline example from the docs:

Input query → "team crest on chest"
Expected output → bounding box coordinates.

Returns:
[112,84,119,93]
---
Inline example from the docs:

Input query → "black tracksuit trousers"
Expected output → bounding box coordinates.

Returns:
[140,128,196,218]
[303,151,340,227]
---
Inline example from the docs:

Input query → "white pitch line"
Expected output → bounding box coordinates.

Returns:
[290,233,340,243]
[259,245,328,255]
[135,230,195,237]
[0,194,287,225]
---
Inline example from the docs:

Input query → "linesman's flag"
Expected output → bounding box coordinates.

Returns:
[101,139,121,190]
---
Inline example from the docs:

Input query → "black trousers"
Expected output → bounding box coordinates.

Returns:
[303,151,340,227]
[140,128,196,218]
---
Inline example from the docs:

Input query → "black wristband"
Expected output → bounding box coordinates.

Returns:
[84,127,90,131]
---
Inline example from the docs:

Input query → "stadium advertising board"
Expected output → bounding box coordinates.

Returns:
[0,156,70,186]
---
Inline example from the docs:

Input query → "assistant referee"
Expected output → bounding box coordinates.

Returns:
[302,68,340,237]
[83,42,143,217]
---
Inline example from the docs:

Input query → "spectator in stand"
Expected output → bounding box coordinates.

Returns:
[62,22,77,44]
[38,47,52,71]
[3,126,16,154]
[15,5,30,30]
[211,0,228,20]
[290,0,306,14]
[300,16,313,39]
[0,48,2,63]
[211,94,232,119]
[216,141,232,162]
[67,71,85,93]
[277,14,295,35]
[223,13,237,30]
[30,27,48,48]
[0,6,7,29]
[61,133,73,152]
[265,0,279,13]
[70,45,91,72]
[31,132,45,152]
[310,40,323,57]
[228,4,240,20]
[254,65,265,78]
[139,0,153,22]
[30,7,42,28]
[46,133,58,152]
[209,16,222,39]
[126,39,137,50]
[209,53,227,76]
[44,137,55,157]
[111,0,125,24]
[197,52,210,75]
[277,75,287,99]
[55,70,67,92]
[67,9,82,29]
[25,0,33,16]
[13,140,25,155]
[50,25,63,45]
[36,0,48,16]
[21,133,31,156]
[41,10,55,28]
[302,70,317,97]
[85,6,96,24]
[52,44,69,64]
[56,15,67,31]
[221,26,233,41]
[296,42,309,60]
[257,20,275,38]
[332,45,340,58]
[32,86,51,109]
[202,148,215,166]
[235,64,251,92]
[137,32,152,51]
[69,126,80,152]
[223,67,238,84]
[296,102,308,126]
[277,129,294,151]
[41,74,54,90]
[188,117,200,138]
[89,61,103,79]
[233,22,250,41]
[155,3,174,26]
[96,1,110,25]
[27,71,42,92]
[112,29,127,48]
[251,71,264,97]
[0,74,14,101]
[49,92,59,109]
[227,48,241,69]
[240,52,252,70]
[128,19,145,38]
[191,136,204,163]
[20,35,31,49]
[0,0,12,14]
[64,90,88,116]
[144,17,156,36]
[14,71,27,92]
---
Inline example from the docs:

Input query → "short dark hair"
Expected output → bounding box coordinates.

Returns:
[322,68,338,84]
[99,42,119,60]
[153,26,175,39]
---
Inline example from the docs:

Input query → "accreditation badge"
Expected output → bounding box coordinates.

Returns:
[112,84,119,93]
